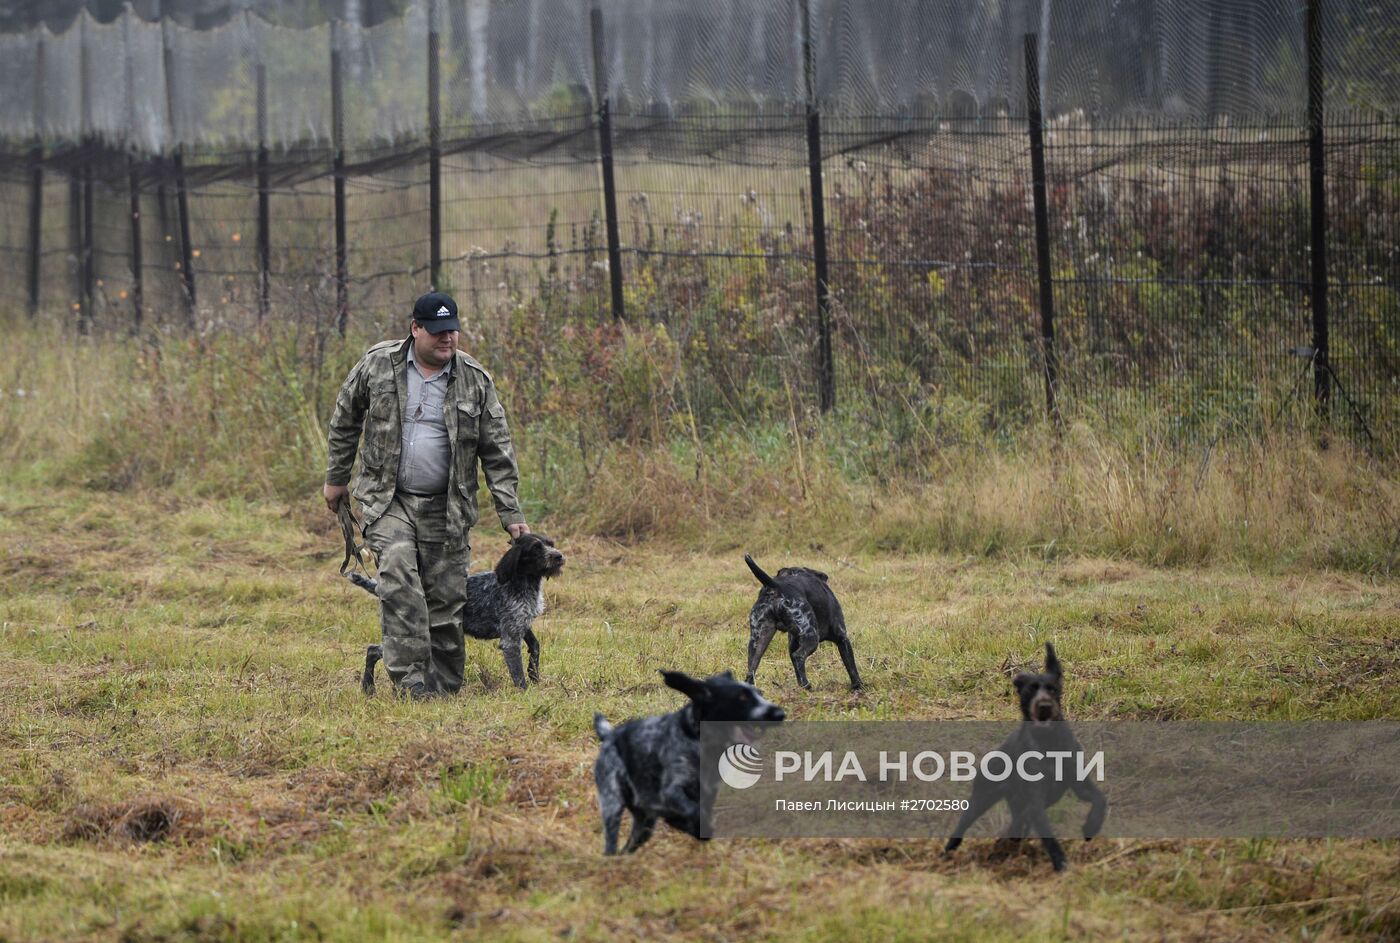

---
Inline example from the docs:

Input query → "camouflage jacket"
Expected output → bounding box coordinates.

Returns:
[325,337,525,543]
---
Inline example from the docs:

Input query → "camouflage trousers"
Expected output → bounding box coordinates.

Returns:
[362,491,470,694]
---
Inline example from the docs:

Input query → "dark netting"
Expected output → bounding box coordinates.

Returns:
[440,0,592,130]
[823,115,1040,421]
[39,26,83,141]
[810,0,1025,114]
[5,1,1396,151]
[431,115,607,417]
[0,156,32,314]
[257,20,333,149]
[1038,0,1309,119]
[354,6,430,144]
[0,0,1396,442]
[1045,115,1313,427]
[609,112,820,418]
[0,33,35,138]
[87,168,133,321]
[134,180,188,329]
[1325,116,1400,433]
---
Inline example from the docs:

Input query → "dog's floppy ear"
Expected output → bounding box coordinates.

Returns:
[1012,672,1034,693]
[494,537,526,585]
[1044,643,1062,679]
[661,670,712,703]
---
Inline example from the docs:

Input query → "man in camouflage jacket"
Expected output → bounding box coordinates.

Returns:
[323,291,528,698]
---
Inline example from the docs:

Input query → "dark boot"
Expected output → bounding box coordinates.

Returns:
[397,679,438,701]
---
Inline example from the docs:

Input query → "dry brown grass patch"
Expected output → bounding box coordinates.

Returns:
[63,797,195,845]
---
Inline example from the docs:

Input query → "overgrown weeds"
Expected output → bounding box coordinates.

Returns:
[1,319,1394,572]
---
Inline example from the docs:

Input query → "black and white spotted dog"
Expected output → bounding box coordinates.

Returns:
[744,554,863,690]
[592,670,786,855]
[352,533,565,691]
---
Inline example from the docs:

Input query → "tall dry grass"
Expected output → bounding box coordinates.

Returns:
[0,320,1395,573]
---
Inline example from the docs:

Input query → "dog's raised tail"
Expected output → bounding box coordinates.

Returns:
[593,713,614,741]
[347,572,379,596]
[744,553,779,589]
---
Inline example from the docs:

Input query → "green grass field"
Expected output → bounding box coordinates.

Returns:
[2,486,1397,942]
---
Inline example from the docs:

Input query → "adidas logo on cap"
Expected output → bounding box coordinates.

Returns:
[413,292,458,323]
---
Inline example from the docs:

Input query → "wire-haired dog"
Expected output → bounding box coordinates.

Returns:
[943,643,1107,871]
[744,554,863,690]
[592,670,786,854]
[352,533,565,692]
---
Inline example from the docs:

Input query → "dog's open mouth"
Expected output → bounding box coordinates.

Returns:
[731,724,761,746]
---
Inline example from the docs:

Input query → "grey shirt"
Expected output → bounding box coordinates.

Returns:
[397,347,452,495]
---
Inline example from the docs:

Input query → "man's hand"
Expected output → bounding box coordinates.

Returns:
[324,483,349,513]
[508,522,531,540]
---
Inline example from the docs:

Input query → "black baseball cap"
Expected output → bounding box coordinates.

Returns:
[412,291,461,333]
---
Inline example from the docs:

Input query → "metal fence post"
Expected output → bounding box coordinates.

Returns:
[83,161,95,333]
[256,57,270,323]
[124,10,142,332]
[247,8,270,324]
[163,18,197,325]
[1024,33,1061,426]
[69,174,81,320]
[28,36,45,316]
[801,0,834,414]
[174,158,195,322]
[1306,0,1330,420]
[28,148,43,316]
[428,0,442,290]
[128,158,143,332]
[331,20,349,336]
[79,13,94,334]
[589,1,625,322]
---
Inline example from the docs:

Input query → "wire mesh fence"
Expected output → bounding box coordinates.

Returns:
[0,0,1396,442]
